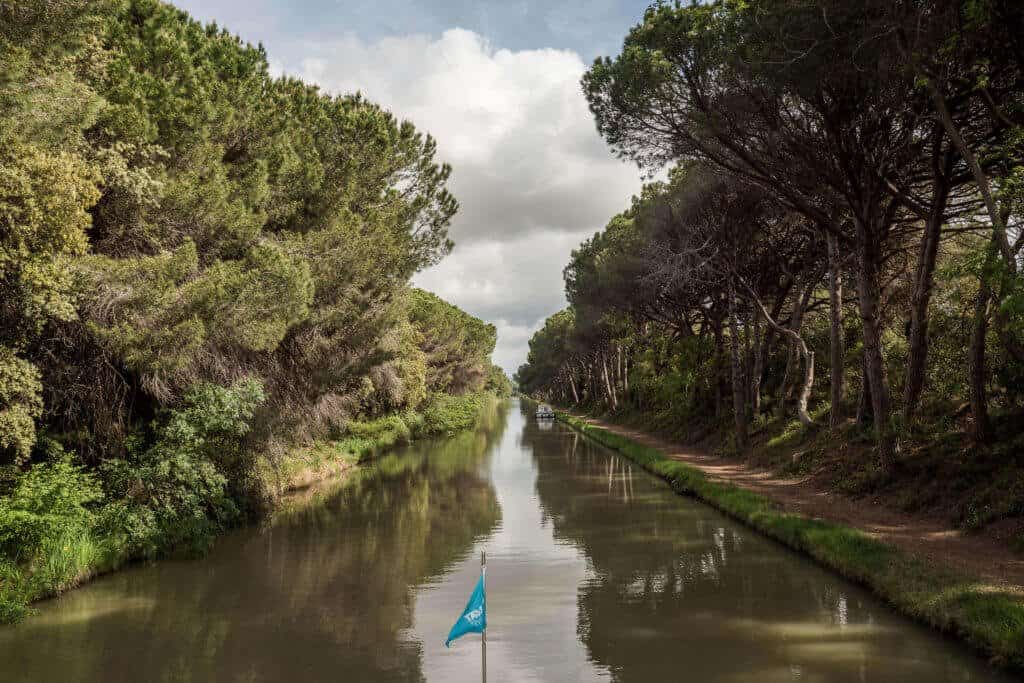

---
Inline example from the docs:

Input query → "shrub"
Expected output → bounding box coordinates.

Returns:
[0,450,104,621]
[101,378,265,556]
[334,414,413,462]
[419,393,483,436]
[0,452,102,562]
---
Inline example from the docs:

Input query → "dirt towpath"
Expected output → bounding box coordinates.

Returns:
[570,413,1024,590]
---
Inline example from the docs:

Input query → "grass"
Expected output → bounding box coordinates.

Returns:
[3,392,503,625]
[0,526,130,624]
[557,411,1024,671]
[602,398,1024,535]
[267,393,495,493]
[260,393,497,496]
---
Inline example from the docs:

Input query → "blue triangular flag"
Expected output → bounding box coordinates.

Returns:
[444,574,486,647]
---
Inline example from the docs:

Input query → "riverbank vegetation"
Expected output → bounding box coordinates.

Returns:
[558,413,1024,669]
[0,1,508,621]
[268,392,502,493]
[517,1,1024,538]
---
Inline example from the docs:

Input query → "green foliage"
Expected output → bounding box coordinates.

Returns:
[514,308,577,394]
[0,449,105,621]
[484,364,512,396]
[0,0,501,617]
[408,288,497,396]
[101,378,264,556]
[0,142,100,461]
[0,348,42,464]
[358,312,428,415]
[0,144,98,328]
[0,452,102,561]
[419,393,487,436]
[315,393,492,466]
[0,1,108,461]
[336,414,414,461]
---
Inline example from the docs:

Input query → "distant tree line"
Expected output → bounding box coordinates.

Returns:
[517,0,1024,464]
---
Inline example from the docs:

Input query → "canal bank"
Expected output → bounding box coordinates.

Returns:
[264,393,502,497]
[0,394,502,625]
[555,409,1024,672]
[2,399,1014,682]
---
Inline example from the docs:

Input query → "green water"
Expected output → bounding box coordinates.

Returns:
[0,400,1015,682]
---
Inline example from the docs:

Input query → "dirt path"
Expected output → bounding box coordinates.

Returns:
[571,413,1024,589]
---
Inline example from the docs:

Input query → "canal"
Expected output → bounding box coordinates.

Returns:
[1,400,1014,682]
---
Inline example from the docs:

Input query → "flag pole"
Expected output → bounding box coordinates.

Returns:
[481,550,487,683]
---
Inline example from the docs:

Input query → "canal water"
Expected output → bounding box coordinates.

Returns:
[1,400,1015,682]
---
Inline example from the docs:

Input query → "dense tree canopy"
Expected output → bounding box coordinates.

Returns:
[520,0,1024,468]
[0,0,508,618]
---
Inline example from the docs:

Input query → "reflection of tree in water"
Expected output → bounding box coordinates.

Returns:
[520,422,981,683]
[4,403,508,683]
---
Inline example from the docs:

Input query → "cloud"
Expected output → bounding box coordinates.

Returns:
[291,28,644,374]
[172,0,649,62]
[298,29,640,245]
[414,230,597,373]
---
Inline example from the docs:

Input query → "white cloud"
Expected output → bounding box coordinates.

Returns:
[414,230,593,373]
[293,28,644,374]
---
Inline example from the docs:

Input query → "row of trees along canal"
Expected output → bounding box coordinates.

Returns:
[516,0,1024,517]
[0,0,510,621]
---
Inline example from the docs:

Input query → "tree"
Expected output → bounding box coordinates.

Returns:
[0,0,106,463]
[582,0,959,460]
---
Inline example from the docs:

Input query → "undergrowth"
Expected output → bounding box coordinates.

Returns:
[0,391,497,624]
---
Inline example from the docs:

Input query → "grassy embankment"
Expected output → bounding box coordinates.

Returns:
[557,411,1024,671]
[0,393,496,624]
[264,392,497,493]
[590,401,1024,538]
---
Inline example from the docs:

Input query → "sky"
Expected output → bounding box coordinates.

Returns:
[171,0,651,375]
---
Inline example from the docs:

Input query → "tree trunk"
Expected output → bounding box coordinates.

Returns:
[602,353,618,412]
[713,317,724,418]
[728,289,749,450]
[750,306,763,419]
[618,348,626,395]
[742,301,753,418]
[929,82,1024,367]
[777,346,796,418]
[928,82,1015,268]
[903,160,949,423]
[855,237,895,462]
[970,268,992,443]
[586,361,594,404]
[827,233,845,427]
[776,278,814,418]
[797,351,815,426]
[616,345,623,396]
[740,280,814,427]
[856,351,873,425]
[568,367,580,405]
[994,300,1024,365]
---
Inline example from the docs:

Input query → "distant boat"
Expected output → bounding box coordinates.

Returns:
[535,404,555,419]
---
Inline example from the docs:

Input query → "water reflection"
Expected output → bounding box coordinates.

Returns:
[0,400,1014,683]
[1,402,507,682]
[518,413,1010,683]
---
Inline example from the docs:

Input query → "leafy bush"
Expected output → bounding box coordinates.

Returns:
[345,413,412,443]
[484,364,513,396]
[101,378,265,556]
[324,393,490,465]
[419,393,484,436]
[0,348,44,465]
[334,413,416,462]
[0,450,104,622]
[0,452,102,562]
